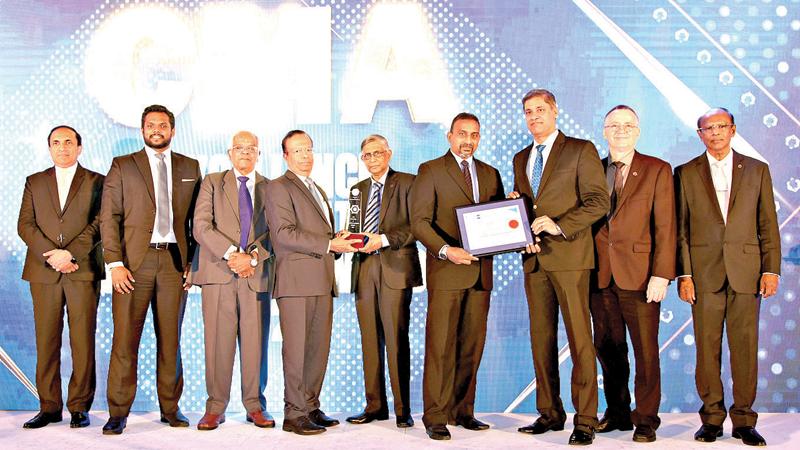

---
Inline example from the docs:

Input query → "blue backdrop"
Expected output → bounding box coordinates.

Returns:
[1,0,798,416]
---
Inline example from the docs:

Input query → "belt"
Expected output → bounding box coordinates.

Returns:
[149,242,175,250]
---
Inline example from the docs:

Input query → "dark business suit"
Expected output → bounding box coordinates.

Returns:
[675,150,780,428]
[191,170,273,414]
[349,169,422,417]
[17,164,104,414]
[590,151,676,429]
[511,131,609,432]
[410,151,504,427]
[100,148,201,417]
[265,170,336,420]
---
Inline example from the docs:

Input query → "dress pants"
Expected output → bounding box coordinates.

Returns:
[590,280,661,428]
[30,278,100,413]
[106,246,187,417]
[276,295,332,420]
[693,281,760,428]
[201,277,270,414]
[354,253,411,417]
[422,284,490,427]
[525,268,598,433]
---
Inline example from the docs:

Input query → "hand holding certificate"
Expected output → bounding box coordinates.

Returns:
[455,198,535,256]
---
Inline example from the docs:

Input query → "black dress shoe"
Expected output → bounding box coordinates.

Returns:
[70,411,90,428]
[456,416,490,431]
[345,410,389,424]
[396,415,414,428]
[309,409,339,427]
[732,426,767,446]
[282,416,326,435]
[694,424,723,442]
[518,418,565,435]
[23,411,62,429]
[426,424,451,440]
[596,414,633,433]
[160,409,190,427]
[569,429,595,446]
[633,425,656,443]
[102,416,127,435]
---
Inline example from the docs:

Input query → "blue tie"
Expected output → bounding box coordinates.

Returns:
[530,144,545,196]
[238,176,253,250]
[362,181,382,234]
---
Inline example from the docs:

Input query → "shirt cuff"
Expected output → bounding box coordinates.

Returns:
[380,234,389,248]
[108,261,124,270]
[677,275,692,278]
[763,272,780,278]
[438,244,449,260]
[223,245,238,260]
[327,241,332,253]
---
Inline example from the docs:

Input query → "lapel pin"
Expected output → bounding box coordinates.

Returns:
[737,164,742,169]
[632,171,638,176]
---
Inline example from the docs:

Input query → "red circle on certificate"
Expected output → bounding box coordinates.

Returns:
[508,219,519,229]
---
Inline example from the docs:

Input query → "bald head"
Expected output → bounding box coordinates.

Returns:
[229,130,260,175]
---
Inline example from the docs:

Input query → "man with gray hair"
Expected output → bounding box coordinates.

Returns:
[345,135,421,428]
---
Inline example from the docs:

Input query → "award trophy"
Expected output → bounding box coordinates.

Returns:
[347,187,368,248]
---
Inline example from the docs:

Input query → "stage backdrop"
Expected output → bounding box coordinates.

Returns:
[1,0,798,415]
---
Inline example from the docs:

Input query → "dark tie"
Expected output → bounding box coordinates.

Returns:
[238,176,253,250]
[155,153,170,236]
[461,160,474,202]
[362,181,382,234]
[530,144,545,197]
[608,161,625,217]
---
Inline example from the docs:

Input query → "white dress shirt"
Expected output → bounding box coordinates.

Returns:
[706,150,732,224]
[449,151,480,203]
[368,170,391,248]
[526,129,559,184]
[55,163,77,211]
[145,146,177,243]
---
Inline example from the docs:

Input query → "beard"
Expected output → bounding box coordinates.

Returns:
[456,144,474,158]
[144,133,172,150]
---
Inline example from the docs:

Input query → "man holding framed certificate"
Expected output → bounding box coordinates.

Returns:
[410,112,505,441]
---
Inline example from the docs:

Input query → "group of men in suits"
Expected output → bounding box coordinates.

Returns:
[18,89,780,447]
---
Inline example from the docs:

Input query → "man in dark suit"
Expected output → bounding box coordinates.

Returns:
[191,131,274,431]
[345,135,421,429]
[265,130,360,436]
[410,112,505,441]
[510,89,609,446]
[100,104,201,435]
[676,108,780,447]
[17,125,104,429]
[590,105,676,443]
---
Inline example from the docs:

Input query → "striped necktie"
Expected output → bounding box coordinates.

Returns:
[530,144,545,197]
[362,181,382,233]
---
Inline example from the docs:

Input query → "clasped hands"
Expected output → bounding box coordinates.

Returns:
[227,252,257,278]
[330,231,381,253]
[43,249,78,273]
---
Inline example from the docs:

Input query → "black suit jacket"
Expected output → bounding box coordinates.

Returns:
[349,169,422,292]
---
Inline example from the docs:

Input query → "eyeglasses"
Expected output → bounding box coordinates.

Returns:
[289,147,313,155]
[361,150,387,161]
[604,123,638,132]
[697,124,733,134]
[231,146,258,155]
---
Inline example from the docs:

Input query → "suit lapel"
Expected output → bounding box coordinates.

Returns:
[379,169,396,224]
[536,131,565,201]
[287,170,329,226]
[44,167,62,215]
[611,151,642,220]
[250,172,266,245]
[133,149,156,205]
[727,150,745,216]
[61,165,86,215]
[474,159,491,202]
[222,169,241,225]
[516,145,535,199]
[696,155,725,222]
[444,152,474,202]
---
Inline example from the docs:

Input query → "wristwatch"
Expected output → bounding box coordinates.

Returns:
[249,256,258,267]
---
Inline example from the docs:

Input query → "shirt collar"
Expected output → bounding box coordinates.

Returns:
[449,151,474,166]
[610,149,635,166]
[533,129,559,149]
[706,149,733,167]
[371,169,389,186]
[145,146,171,159]
[233,168,256,184]
[54,163,78,176]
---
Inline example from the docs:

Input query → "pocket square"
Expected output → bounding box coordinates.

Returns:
[181,178,195,182]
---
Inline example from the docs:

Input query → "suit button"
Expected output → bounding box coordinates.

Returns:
[59,219,64,223]
[152,210,156,214]
[148,229,153,233]
[533,205,538,210]
[609,242,613,247]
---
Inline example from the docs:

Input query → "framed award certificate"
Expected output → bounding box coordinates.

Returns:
[454,198,534,257]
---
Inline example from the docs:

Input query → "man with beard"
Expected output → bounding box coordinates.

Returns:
[100,104,201,435]
[192,131,274,430]
[410,112,505,441]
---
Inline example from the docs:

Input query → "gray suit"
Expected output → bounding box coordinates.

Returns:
[265,170,336,420]
[191,170,273,414]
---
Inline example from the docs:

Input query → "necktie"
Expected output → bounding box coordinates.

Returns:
[530,144,545,197]
[711,161,729,223]
[306,177,330,226]
[238,176,253,250]
[461,160,474,202]
[362,181,382,234]
[608,161,625,217]
[155,153,170,236]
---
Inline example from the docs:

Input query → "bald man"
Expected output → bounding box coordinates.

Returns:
[191,131,274,430]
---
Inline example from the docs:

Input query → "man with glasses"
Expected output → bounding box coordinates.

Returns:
[590,105,676,443]
[675,108,780,446]
[265,130,361,435]
[345,135,421,428]
[191,131,274,430]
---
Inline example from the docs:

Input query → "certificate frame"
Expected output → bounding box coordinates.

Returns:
[455,198,534,257]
